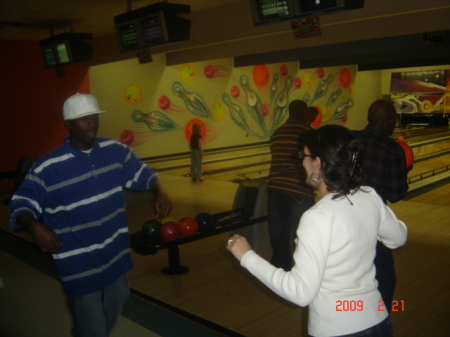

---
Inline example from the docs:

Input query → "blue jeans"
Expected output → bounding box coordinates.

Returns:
[67,274,129,337]
[309,317,393,337]
[374,241,396,313]
[190,150,202,179]
[268,190,315,271]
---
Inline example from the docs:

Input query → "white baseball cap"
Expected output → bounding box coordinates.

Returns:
[63,93,106,121]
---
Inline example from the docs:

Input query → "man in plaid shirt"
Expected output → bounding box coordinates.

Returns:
[356,99,410,314]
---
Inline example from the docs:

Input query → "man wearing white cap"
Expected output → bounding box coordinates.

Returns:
[8,93,173,336]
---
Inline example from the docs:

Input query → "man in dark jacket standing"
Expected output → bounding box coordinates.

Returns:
[356,99,409,313]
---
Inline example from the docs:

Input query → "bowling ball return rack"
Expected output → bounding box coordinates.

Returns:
[130,207,268,275]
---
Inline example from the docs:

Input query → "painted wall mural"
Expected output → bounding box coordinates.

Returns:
[299,67,355,126]
[391,93,445,114]
[389,69,449,114]
[91,56,357,158]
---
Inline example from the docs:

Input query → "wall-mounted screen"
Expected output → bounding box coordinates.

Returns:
[250,0,357,25]
[43,46,57,67]
[39,33,93,69]
[115,11,189,53]
[142,15,165,44]
[119,23,140,50]
[299,0,337,13]
[250,0,299,24]
[257,0,291,20]
[56,42,70,64]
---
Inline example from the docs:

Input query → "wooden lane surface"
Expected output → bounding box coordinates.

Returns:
[401,130,450,144]
[125,172,306,337]
[126,176,450,337]
[392,126,448,139]
[407,182,450,206]
[154,126,448,186]
[411,138,450,157]
[153,152,271,183]
[149,146,270,172]
[387,198,450,336]
[1,171,450,336]
[408,153,450,181]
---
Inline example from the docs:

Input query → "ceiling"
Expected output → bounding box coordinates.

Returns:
[0,0,242,41]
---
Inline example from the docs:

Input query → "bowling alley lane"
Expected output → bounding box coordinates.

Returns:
[1,124,450,337]
[147,143,269,172]
[145,142,271,183]
[122,123,450,337]
[123,169,450,337]
[400,128,450,144]
[389,125,450,185]
[392,125,447,138]
[409,134,450,156]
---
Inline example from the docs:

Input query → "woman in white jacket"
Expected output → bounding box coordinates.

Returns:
[227,125,407,337]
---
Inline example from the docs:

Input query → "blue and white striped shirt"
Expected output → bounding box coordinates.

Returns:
[9,137,158,297]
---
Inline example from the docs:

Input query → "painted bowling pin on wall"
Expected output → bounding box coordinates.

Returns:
[116,61,358,155]
[272,76,293,130]
[132,110,181,132]
[240,75,267,133]
[222,64,299,138]
[297,66,356,128]
[173,82,212,119]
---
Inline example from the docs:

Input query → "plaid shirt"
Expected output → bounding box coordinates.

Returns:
[356,124,408,203]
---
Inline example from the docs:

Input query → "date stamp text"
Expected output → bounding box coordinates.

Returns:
[336,300,405,311]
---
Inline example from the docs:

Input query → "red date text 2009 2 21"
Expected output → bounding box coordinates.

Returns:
[335,300,405,311]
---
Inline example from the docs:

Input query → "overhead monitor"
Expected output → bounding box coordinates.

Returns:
[250,0,361,25]
[299,0,338,13]
[114,2,191,53]
[39,33,93,69]
[250,0,300,25]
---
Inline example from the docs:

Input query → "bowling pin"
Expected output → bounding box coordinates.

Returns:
[324,98,354,123]
[303,93,311,105]
[239,75,267,133]
[270,73,279,106]
[222,93,254,136]
[173,82,212,119]
[311,74,333,104]
[272,76,293,130]
[132,110,180,132]
[326,88,342,106]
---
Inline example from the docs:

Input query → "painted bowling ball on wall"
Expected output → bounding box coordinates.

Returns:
[178,217,199,237]
[142,219,161,237]
[397,136,414,168]
[195,212,216,232]
[159,221,182,242]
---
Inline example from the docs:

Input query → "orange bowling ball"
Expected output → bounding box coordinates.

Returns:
[178,217,199,237]
[397,136,414,168]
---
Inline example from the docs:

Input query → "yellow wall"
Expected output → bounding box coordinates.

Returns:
[90,55,383,158]
[87,1,450,160]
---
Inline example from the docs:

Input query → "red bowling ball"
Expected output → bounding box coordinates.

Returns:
[159,221,182,242]
[397,136,414,168]
[178,217,199,237]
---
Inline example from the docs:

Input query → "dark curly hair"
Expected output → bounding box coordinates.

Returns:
[305,125,363,201]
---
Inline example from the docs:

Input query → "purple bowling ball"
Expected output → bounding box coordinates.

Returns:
[195,212,215,232]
